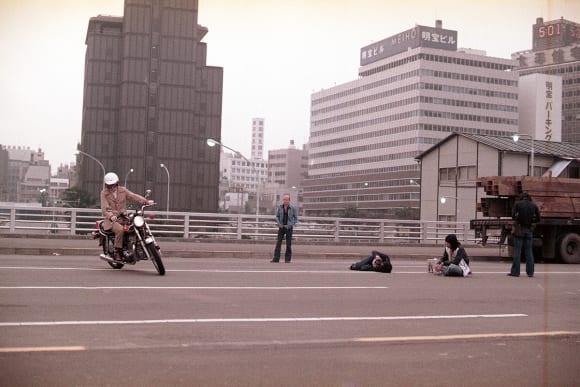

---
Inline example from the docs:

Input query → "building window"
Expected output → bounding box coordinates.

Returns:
[439,167,457,182]
[458,166,477,181]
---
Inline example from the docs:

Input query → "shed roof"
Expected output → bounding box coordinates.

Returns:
[415,133,580,160]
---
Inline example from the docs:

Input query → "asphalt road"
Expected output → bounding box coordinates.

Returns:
[0,254,579,387]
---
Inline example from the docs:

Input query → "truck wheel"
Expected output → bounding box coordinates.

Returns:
[559,233,580,264]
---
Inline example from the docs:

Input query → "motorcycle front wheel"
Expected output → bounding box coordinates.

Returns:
[147,244,165,275]
[107,261,124,270]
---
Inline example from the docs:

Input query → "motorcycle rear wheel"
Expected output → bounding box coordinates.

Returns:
[147,244,165,275]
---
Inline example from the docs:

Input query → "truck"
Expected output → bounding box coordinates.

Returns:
[470,176,580,264]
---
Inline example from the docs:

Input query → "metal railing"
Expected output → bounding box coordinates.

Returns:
[0,205,474,245]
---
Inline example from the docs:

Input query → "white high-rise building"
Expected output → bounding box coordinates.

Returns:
[219,151,267,193]
[217,118,267,212]
[304,21,519,218]
[251,118,265,160]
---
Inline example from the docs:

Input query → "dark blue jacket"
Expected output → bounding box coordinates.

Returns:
[512,199,541,228]
[275,204,298,227]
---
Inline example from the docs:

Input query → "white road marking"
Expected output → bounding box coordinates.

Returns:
[0,266,112,271]
[2,331,577,353]
[358,331,580,343]
[0,313,527,327]
[0,346,85,353]
[0,286,388,290]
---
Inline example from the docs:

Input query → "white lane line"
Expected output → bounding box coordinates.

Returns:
[357,330,580,343]
[0,346,85,353]
[0,286,388,290]
[0,266,113,271]
[0,313,527,327]
[0,267,379,274]
[2,331,578,353]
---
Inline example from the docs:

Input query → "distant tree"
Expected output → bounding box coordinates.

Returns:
[61,187,98,208]
[394,207,419,220]
[342,205,360,218]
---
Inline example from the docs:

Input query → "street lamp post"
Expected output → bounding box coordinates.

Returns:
[512,134,535,177]
[124,168,134,187]
[75,149,106,187]
[440,195,460,220]
[439,195,464,239]
[160,163,170,217]
[439,196,458,204]
[39,188,48,207]
[355,182,369,208]
[207,138,260,217]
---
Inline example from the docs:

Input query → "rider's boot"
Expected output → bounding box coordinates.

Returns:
[113,248,124,261]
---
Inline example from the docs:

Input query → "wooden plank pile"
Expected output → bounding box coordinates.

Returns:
[476,176,580,219]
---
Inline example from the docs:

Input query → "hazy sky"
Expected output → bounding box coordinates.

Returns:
[1,0,579,170]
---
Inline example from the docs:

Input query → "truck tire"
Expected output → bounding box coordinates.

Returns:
[559,233,580,264]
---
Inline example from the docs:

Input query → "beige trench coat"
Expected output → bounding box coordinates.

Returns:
[100,186,148,230]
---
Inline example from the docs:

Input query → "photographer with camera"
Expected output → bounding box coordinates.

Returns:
[350,250,392,273]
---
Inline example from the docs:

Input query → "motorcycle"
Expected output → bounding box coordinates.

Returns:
[92,190,165,275]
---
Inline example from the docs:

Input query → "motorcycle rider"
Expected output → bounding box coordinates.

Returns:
[100,172,153,261]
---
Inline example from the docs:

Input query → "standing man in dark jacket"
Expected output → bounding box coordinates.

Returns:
[509,192,541,277]
[271,194,298,263]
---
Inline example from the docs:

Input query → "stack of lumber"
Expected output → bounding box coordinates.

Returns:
[476,176,580,219]
[477,197,515,218]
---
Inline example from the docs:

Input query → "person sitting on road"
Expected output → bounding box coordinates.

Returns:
[100,172,153,261]
[434,234,470,276]
[350,250,392,273]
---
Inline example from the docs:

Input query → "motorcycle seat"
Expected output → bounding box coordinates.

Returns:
[98,221,115,236]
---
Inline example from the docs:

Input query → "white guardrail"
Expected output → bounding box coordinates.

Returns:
[0,205,475,245]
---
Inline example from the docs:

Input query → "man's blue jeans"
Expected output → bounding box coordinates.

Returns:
[273,226,293,262]
[511,228,534,276]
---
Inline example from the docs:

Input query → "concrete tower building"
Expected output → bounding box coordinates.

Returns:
[267,140,308,188]
[78,0,223,212]
[304,21,519,218]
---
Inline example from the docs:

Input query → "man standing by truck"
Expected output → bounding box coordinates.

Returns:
[509,192,541,277]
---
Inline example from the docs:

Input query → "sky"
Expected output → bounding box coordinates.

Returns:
[1,0,579,171]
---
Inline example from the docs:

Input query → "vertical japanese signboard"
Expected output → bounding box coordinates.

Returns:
[518,73,562,142]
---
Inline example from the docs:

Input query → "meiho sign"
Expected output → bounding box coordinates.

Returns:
[360,25,458,66]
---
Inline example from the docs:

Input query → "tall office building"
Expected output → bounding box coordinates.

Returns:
[304,21,519,218]
[251,118,265,160]
[79,0,223,212]
[512,17,580,143]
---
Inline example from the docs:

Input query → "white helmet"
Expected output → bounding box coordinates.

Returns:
[104,172,119,185]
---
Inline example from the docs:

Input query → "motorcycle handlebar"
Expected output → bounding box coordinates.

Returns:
[140,202,156,211]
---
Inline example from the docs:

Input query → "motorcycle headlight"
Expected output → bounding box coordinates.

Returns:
[133,215,145,228]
